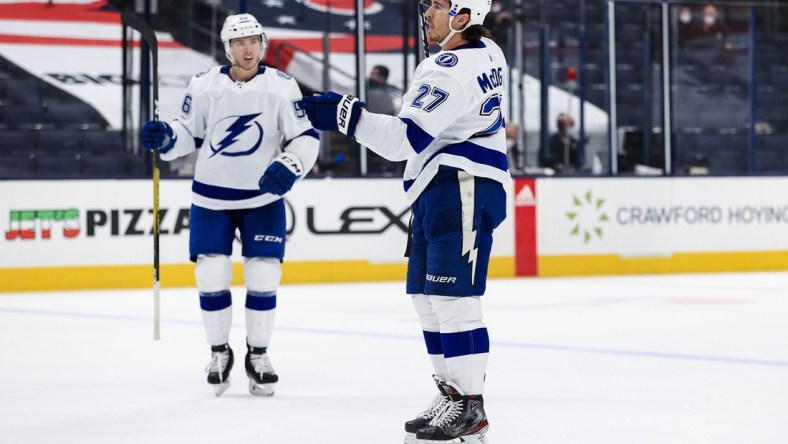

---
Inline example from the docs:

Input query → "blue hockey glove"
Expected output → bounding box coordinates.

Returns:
[259,152,305,196]
[141,120,175,153]
[298,92,365,138]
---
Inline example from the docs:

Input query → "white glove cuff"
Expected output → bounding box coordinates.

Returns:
[337,95,360,136]
[277,152,305,178]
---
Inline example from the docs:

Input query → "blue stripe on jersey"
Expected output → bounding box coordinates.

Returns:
[400,118,434,153]
[440,328,490,358]
[422,330,444,355]
[193,180,261,201]
[246,291,277,311]
[452,41,487,51]
[195,137,204,148]
[283,129,320,148]
[434,141,509,171]
[200,290,232,312]
[403,141,509,192]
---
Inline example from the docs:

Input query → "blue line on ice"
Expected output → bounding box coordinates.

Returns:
[2,306,787,368]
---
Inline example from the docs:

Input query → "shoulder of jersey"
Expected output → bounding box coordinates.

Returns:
[266,68,299,90]
[269,67,294,81]
[430,43,493,73]
[192,65,222,80]
[188,65,222,87]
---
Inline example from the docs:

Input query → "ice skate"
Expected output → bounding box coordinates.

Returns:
[245,345,278,396]
[205,344,234,396]
[415,380,489,443]
[404,376,449,444]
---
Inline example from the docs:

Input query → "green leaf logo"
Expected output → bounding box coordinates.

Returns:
[566,190,609,244]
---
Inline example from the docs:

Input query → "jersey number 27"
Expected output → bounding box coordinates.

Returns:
[411,84,449,112]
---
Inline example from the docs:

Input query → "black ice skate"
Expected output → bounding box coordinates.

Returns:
[415,380,489,443]
[404,376,449,444]
[205,344,234,396]
[245,344,278,396]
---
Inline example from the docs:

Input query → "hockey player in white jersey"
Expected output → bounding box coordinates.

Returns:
[299,0,509,441]
[140,13,319,397]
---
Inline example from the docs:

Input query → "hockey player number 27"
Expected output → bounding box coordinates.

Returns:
[411,84,448,112]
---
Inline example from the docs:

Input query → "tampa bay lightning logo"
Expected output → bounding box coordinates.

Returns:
[209,113,264,158]
[435,53,459,68]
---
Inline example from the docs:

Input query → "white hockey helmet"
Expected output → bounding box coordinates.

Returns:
[220,13,268,63]
[436,0,492,48]
[448,0,491,27]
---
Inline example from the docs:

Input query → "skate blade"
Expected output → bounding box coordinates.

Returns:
[248,380,275,397]
[404,432,418,444]
[211,380,231,397]
[419,433,488,444]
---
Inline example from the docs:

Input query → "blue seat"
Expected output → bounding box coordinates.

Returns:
[0,130,35,154]
[1,79,42,105]
[46,103,105,130]
[82,130,125,154]
[770,71,788,86]
[585,84,607,108]
[755,150,781,173]
[614,65,638,85]
[708,149,747,174]
[705,67,736,88]
[3,104,50,130]
[36,129,83,153]
[0,152,35,178]
[695,134,725,153]
[758,92,783,110]
[760,134,788,156]
[83,154,131,176]
[582,64,605,85]
[31,151,83,177]
[672,106,701,128]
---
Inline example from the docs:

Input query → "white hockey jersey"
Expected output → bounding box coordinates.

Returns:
[162,65,319,210]
[354,37,511,204]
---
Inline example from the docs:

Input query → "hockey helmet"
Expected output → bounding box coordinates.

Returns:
[448,0,491,27]
[432,0,492,48]
[220,13,267,63]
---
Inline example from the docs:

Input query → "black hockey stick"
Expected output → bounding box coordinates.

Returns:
[122,9,161,340]
[418,0,431,60]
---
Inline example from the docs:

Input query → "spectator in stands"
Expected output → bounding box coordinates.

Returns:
[505,122,522,171]
[366,65,403,174]
[483,0,513,53]
[366,65,400,116]
[694,4,733,51]
[542,113,583,173]
[676,6,695,48]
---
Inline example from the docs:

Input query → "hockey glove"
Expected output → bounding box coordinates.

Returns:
[259,152,305,196]
[298,92,364,138]
[141,121,176,153]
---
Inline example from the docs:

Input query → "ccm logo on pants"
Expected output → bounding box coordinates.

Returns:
[254,235,283,243]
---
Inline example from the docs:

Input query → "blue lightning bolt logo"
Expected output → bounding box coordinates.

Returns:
[210,113,263,158]
[459,172,479,286]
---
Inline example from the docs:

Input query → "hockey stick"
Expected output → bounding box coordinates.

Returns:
[418,0,431,60]
[122,9,161,341]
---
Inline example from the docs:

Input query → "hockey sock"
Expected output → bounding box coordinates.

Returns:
[431,295,489,395]
[412,293,449,379]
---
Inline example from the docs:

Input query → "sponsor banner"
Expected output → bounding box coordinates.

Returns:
[513,178,537,276]
[537,177,788,257]
[0,178,515,290]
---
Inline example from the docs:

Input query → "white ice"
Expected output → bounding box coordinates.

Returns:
[1,272,787,444]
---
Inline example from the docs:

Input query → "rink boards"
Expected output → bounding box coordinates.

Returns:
[2,176,788,291]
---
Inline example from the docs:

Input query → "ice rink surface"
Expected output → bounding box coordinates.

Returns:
[1,272,787,444]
